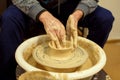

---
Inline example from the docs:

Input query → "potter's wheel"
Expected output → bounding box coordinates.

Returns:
[32,41,88,69]
[15,35,107,79]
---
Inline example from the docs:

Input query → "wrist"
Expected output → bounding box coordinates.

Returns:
[39,11,52,23]
[72,10,83,21]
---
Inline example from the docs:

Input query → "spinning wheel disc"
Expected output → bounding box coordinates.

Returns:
[32,42,88,69]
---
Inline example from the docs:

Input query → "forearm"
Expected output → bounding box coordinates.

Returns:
[12,0,45,21]
[75,0,98,17]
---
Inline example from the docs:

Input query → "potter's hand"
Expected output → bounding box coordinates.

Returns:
[66,15,78,48]
[66,10,83,48]
[39,11,66,48]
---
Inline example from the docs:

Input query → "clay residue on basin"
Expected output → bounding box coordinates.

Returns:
[22,39,98,73]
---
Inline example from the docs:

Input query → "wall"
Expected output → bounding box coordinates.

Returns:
[98,0,120,40]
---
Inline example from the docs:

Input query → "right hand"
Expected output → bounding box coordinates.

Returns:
[39,11,66,48]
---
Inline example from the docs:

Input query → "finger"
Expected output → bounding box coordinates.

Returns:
[49,31,62,49]
[48,31,57,41]
[66,16,71,40]
[54,38,62,49]
[58,28,66,47]
[48,31,62,49]
[56,31,65,49]
[73,30,77,48]
[70,36,73,48]
[60,35,66,48]
[71,25,78,48]
[51,40,57,48]
[70,15,78,48]
[70,15,75,30]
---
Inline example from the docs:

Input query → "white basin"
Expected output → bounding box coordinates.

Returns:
[15,35,106,80]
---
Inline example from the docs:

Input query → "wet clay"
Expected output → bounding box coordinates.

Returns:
[23,43,93,73]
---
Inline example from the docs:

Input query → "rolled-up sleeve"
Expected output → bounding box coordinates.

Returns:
[76,0,98,17]
[12,0,45,20]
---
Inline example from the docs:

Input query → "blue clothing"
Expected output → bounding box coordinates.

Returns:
[0,4,114,80]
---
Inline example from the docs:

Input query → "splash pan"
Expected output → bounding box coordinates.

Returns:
[15,35,106,80]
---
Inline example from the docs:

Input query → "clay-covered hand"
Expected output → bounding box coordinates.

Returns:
[66,10,83,48]
[66,15,78,48]
[39,11,66,48]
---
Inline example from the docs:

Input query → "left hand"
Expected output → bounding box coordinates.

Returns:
[66,10,83,48]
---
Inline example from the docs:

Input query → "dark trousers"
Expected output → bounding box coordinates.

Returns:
[0,4,114,80]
